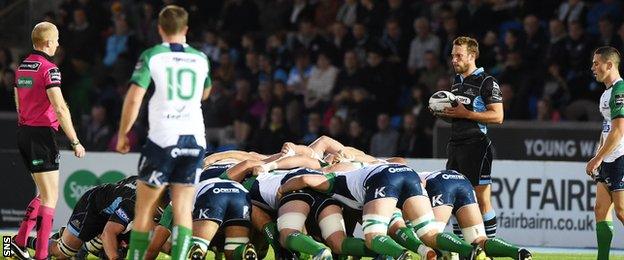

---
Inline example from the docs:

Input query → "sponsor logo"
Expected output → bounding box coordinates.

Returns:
[48,68,61,83]
[455,95,471,105]
[115,208,130,223]
[170,148,201,158]
[442,174,465,180]
[198,208,210,219]
[212,187,240,194]
[615,94,624,106]
[64,170,126,208]
[31,159,44,166]
[16,77,34,88]
[464,88,476,96]
[148,171,164,186]
[18,61,41,71]
[173,57,196,63]
[3,236,10,257]
[387,167,412,173]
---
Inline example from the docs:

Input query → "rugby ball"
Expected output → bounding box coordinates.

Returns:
[428,90,457,112]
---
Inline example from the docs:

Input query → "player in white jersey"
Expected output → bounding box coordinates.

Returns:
[115,5,210,260]
[587,46,624,260]
[278,163,487,260]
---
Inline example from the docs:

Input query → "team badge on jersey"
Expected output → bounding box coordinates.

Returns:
[615,94,624,107]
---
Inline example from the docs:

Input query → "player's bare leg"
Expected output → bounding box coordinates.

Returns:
[127,181,165,260]
[475,184,496,238]
[384,208,436,259]
[361,198,409,259]
[170,184,197,259]
[595,182,614,260]
[277,200,330,259]
[187,220,219,259]
[224,225,256,260]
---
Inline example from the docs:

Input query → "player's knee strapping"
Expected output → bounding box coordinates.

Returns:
[224,237,249,251]
[362,214,390,235]
[57,237,79,257]
[461,224,486,243]
[319,213,346,240]
[408,212,437,238]
[483,210,497,238]
[277,212,307,231]
[389,209,403,228]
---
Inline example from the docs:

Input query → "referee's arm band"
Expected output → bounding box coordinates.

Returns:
[45,83,60,89]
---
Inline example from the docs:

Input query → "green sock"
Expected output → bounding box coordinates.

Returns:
[127,230,149,260]
[285,232,326,255]
[435,232,473,257]
[394,227,423,253]
[171,225,193,259]
[262,222,282,256]
[597,220,614,260]
[340,237,377,257]
[370,235,406,259]
[233,244,246,259]
[483,237,520,258]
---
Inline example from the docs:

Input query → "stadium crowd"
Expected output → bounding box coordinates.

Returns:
[0,0,620,156]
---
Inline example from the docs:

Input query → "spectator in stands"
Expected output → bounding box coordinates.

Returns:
[499,51,531,119]
[536,98,561,122]
[478,31,500,72]
[501,29,522,59]
[408,17,441,73]
[0,47,13,70]
[357,0,384,37]
[250,106,293,154]
[397,112,431,158]
[456,0,495,38]
[336,0,359,27]
[379,18,409,65]
[327,22,354,65]
[301,112,325,144]
[240,52,261,89]
[66,8,97,61]
[221,0,259,37]
[439,16,460,63]
[288,0,315,30]
[541,62,571,111]
[598,16,623,51]
[352,23,373,63]
[272,80,295,108]
[203,80,232,149]
[546,19,568,69]
[557,0,587,26]
[327,115,347,143]
[360,47,400,114]
[257,0,290,33]
[335,50,363,94]
[586,0,622,35]
[565,21,595,100]
[266,33,292,70]
[345,119,370,153]
[200,30,220,63]
[369,113,399,157]
[135,2,158,47]
[314,0,339,31]
[0,68,15,111]
[417,51,447,93]
[249,81,273,123]
[288,20,327,58]
[305,53,338,110]
[287,52,313,95]
[522,15,547,68]
[81,104,112,151]
[103,18,134,67]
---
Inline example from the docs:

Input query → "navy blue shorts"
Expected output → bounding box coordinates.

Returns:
[425,170,477,214]
[138,136,205,186]
[193,181,251,226]
[281,189,341,241]
[364,164,427,207]
[597,155,624,192]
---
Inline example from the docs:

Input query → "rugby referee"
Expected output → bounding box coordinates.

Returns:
[10,22,85,260]
[439,36,503,239]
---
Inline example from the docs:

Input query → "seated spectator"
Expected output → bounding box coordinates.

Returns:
[345,119,370,153]
[536,98,561,122]
[408,17,441,73]
[369,113,399,157]
[200,30,220,62]
[0,68,15,111]
[556,0,587,26]
[287,52,313,95]
[249,81,273,123]
[336,0,359,27]
[335,50,363,93]
[327,115,347,144]
[250,106,293,154]
[417,51,447,92]
[304,53,339,110]
[81,104,112,151]
[301,112,325,145]
[379,18,409,65]
[397,112,431,158]
[103,18,134,67]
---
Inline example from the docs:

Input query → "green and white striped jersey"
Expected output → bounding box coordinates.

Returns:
[599,78,624,162]
[130,43,211,148]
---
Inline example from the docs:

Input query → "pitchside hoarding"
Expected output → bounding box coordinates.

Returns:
[408,159,624,249]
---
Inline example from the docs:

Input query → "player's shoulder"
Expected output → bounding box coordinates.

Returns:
[612,80,624,93]
[184,45,207,59]
[140,44,171,60]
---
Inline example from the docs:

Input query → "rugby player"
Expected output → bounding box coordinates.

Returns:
[10,21,86,260]
[418,170,532,260]
[278,163,487,259]
[587,46,624,260]
[25,176,139,259]
[116,5,211,260]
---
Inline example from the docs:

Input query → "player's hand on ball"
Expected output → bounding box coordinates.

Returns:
[116,134,130,154]
[441,102,470,118]
[73,143,86,158]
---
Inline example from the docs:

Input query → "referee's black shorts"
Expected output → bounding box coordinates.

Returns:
[17,125,59,173]
[446,136,492,186]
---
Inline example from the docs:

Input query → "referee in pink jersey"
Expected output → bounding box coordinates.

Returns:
[9,22,85,260]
